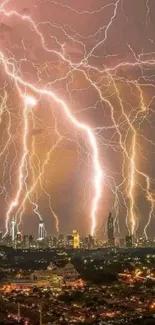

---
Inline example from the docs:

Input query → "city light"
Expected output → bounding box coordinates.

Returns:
[0,0,155,245]
[0,1,155,325]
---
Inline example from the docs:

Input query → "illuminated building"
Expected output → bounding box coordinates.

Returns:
[57,233,65,248]
[1,278,52,291]
[47,236,57,248]
[66,234,73,248]
[88,234,95,249]
[16,232,22,243]
[56,262,79,284]
[53,236,58,248]
[37,238,49,249]
[29,235,35,248]
[38,222,45,241]
[62,263,79,285]
[81,235,95,249]
[16,232,22,249]
[48,236,52,248]
[10,216,16,243]
[3,234,12,247]
[23,235,29,249]
[137,237,146,248]
[82,236,88,249]
[125,235,133,248]
[73,230,80,248]
[32,264,63,289]
[107,212,115,246]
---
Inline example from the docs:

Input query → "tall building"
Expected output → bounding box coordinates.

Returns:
[4,234,12,247]
[38,222,45,241]
[46,236,58,248]
[125,235,133,248]
[57,234,65,248]
[16,232,22,243]
[137,237,146,248]
[48,236,53,248]
[88,235,95,249]
[73,230,80,249]
[52,237,58,248]
[29,235,35,248]
[11,216,16,242]
[66,234,73,248]
[23,235,29,249]
[22,234,35,249]
[107,212,115,246]
[16,232,22,248]
[81,235,95,249]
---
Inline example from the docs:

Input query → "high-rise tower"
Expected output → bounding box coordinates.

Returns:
[11,216,16,242]
[107,212,115,246]
[125,235,133,248]
[16,232,22,248]
[66,234,73,248]
[73,230,80,249]
[38,222,45,241]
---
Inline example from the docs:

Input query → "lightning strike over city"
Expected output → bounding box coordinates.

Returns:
[0,0,155,242]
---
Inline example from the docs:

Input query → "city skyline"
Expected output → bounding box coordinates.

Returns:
[0,1,155,238]
[0,212,155,251]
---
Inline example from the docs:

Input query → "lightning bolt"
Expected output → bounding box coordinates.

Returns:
[3,93,32,236]
[0,0,155,240]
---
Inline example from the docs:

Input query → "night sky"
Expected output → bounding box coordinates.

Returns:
[0,0,155,238]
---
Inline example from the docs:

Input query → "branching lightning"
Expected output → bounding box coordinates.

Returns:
[0,0,155,239]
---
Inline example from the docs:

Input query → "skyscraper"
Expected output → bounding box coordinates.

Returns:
[88,234,95,249]
[73,230,80,249]
[107,212,115,246]
[66,234,73,248]
[23,235,29,249]
[57,234,65,248]
[11,216,16,242]
[38,222,45,241]
[4,234,12,247]
[29,235,34,248]
[16,232,22,243]
[125,235,133,248]
[16,232,22,248]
